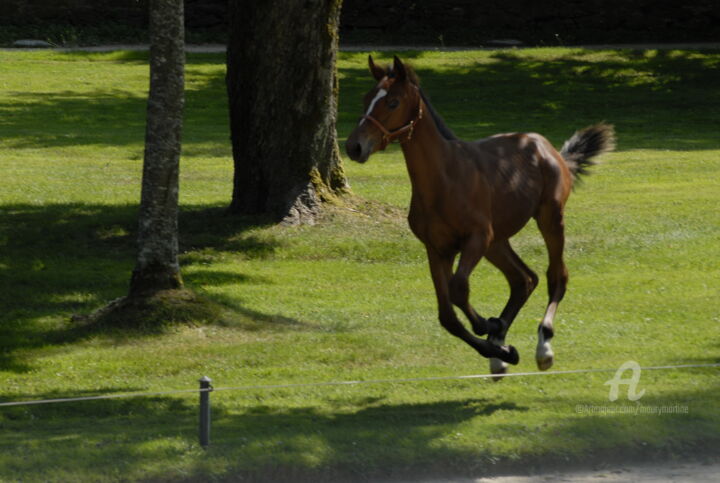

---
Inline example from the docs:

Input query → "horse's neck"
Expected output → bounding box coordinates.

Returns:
[401,101,452,200]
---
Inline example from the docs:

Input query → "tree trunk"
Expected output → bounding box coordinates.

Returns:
[129,0,185,296]
[226,0,348,225]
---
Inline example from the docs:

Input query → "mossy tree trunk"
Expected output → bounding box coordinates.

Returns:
[129,0,185,297]
[226,0,348,225]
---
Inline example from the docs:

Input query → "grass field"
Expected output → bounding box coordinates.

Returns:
[1,48,719,481]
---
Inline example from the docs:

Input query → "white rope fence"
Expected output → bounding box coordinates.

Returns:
[2,362,718,408]
[3,362,718,448]
[0,387,204,408]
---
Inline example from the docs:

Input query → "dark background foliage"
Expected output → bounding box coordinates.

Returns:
[1,0,718,46]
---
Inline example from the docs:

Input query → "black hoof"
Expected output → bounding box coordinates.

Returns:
[499,345,520,365]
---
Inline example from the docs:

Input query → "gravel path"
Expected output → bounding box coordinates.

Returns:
[390,460,720,483]
[471,461,720,483]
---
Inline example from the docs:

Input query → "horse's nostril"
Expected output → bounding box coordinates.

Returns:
[346,142,362,160]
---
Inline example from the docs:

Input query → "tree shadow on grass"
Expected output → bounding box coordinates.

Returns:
[3,49,718,154]
[0,393,527,481]
[0,394,204,480]
[338,49,720,151]
[2,384,718,481]
[0,202,293,373]
[209,397,530,481]
[0,53,228,150]
[191,385,720,481]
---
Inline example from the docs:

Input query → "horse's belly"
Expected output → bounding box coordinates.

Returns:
[408,205,465,254]
[491,192,539,239]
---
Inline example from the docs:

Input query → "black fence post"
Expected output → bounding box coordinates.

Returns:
[199,376,212,448]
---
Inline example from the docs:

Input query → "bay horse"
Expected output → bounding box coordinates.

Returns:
[345,56,615,375]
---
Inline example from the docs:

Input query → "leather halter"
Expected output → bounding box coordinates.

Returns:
[362,85,423,151]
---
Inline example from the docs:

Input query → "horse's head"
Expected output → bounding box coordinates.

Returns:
[345,55,422,163]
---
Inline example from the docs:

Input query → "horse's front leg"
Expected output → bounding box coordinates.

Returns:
[484,240,539,376]
[448,231,492,336]
[426,246,519,365]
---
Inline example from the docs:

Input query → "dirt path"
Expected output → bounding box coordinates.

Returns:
[422,461,720,483]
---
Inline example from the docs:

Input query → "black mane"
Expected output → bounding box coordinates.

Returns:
[419,88,458,141]
[388,62,458,142]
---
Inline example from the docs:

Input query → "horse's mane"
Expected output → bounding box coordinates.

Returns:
[390,63,458,142]
[418,88,458,141]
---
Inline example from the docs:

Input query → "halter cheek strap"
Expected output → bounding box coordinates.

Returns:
[362,84,424,151]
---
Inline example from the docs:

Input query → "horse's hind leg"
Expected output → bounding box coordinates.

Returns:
[535,203,569,371]
[484,240,539,375]
[426,246,519,365]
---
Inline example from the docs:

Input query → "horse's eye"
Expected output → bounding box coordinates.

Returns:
[388,99,399,109]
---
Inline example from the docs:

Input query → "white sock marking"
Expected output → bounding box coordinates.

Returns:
[536,328,554,361]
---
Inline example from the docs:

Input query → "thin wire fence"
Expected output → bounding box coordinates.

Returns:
[2,362,718,408]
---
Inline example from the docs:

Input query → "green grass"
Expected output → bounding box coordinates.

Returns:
[1,48,719,481]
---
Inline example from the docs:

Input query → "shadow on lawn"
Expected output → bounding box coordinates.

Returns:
[208,390,720,480]
[0,202,290,373]
[0,393,527,481]
[339,48,720,151]
[1,49,718,153]
[0,54,228,150]
[1,385,718,481]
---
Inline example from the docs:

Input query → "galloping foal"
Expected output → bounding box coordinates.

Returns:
[346,56,615,375]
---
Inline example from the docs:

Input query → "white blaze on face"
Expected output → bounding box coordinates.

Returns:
[358,88,387,126]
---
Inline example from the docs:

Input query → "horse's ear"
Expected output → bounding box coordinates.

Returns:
[392,55,407,82]
[368,55,385,81]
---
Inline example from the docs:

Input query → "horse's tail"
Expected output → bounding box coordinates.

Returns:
[560,123,616,181]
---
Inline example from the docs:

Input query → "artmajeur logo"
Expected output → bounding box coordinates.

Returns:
[604,360,646,401]
[575,361,690,416]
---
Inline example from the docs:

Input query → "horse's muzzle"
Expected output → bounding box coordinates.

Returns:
[345,137,372,164]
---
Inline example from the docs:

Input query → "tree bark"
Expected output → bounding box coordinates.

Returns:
[226,0,348,225]
[129,0,185,296]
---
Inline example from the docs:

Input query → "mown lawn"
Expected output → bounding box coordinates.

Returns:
[0,48,719,481]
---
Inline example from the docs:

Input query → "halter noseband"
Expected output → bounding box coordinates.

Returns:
[362,84,423,151]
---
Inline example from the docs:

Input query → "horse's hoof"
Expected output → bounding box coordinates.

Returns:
[489,358,509,382]
[501,345,520,365]
[536,339,554,371]
[537,355,554,371]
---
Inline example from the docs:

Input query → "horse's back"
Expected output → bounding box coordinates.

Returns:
[472,132,571,196]
[467,132,570,237]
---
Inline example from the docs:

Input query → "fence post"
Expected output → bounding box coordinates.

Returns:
[199,376,212,448]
